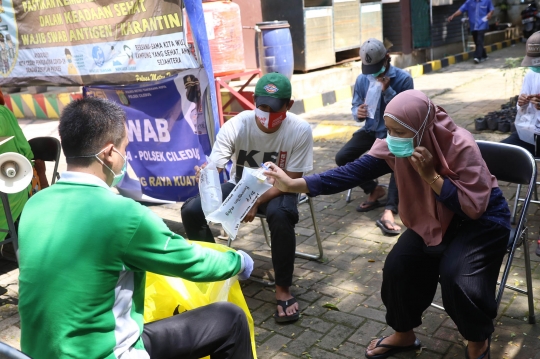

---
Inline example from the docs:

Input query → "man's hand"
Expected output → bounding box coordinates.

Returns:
[194,163,207,183]
[357,104,368,120]
[377,75,391,91]
[447,14,454,22]
[241,203,259,223]
[530,95,540,110]
[518,94,531,107]
[237,250,254,281]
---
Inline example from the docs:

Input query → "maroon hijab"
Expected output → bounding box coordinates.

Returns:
[368,90,497,246]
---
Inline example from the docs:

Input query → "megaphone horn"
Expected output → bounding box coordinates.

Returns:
[0,152,33,194]
[2,161,18,178]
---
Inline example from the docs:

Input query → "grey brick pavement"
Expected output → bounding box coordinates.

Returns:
[2,42,540,358]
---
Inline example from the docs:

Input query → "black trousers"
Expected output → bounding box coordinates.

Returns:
[142,302,253,359]
[501,132,536,156]
[335,129,398,212]
[472,30,487,60]
[181,182,299,287]
[381,218,509,341]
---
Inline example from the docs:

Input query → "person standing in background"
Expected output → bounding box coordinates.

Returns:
[448,0,494,64]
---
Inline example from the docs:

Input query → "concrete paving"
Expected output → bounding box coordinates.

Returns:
[1,41,540,358]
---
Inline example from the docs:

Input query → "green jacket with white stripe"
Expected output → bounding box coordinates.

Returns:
[18,173,242,359]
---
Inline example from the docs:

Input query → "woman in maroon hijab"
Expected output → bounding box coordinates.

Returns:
[264,90,509,359]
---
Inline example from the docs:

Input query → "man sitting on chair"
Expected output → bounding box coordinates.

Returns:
[501,31,540,256]
[335,38,413,236]
[181,72,314,323]
[17,97,255,359]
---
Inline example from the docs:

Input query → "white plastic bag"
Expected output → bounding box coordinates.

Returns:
[515,105,537,145]
[206,167,272,240]
[365,77,383,119]
[199,156,223,218]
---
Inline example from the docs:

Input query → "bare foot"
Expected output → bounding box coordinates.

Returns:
[467,339,489,358]
[275,285,298,317]
[358,185,386,210]
[380,209,401,231]
[366,331,416,357]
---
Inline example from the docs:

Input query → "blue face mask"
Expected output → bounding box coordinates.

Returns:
[372,66,386,77]
[531,66,540,73]
[386,134,416,157]
[385,100,431,158]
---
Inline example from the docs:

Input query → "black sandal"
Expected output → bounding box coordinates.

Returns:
[274,297,300,323]
[376,219,401,236]
[465,338,490,359]
[356,200,382,212]
[364,336,422,359]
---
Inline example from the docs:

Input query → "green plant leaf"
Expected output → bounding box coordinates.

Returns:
[322,303,340,311]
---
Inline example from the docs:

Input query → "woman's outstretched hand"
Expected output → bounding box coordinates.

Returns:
[408,146,437,181]
[263,162,295,192]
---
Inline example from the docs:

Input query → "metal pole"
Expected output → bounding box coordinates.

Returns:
[430,0,434,61]
[461,19,466,53]
[183,0,217,148]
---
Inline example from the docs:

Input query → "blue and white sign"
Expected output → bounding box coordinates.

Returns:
[85,68,211,201]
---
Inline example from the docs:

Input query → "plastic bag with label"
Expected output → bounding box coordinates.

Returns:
[206,167,272,240]
[515,105,537,145]
[144,240,257,359]
[199,156,222,219]
[365,77,383,119]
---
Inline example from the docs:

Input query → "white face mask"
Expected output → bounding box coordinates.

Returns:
[254,108,287,129]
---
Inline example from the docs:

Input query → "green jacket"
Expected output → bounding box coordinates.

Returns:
[18,174,242,359]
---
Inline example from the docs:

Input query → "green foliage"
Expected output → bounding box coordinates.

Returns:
[501,57,527,97]
[322,303,340,311]
[503,57,525,69]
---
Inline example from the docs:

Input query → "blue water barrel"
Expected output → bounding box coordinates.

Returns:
[256,21,294,79]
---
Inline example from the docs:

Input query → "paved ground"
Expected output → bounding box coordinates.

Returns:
[2,42,540,358]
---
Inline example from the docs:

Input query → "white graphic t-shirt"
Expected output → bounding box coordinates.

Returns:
[210,110,313,183]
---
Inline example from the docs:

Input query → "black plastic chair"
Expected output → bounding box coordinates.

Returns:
[28,137,61,185]
[0,341,32,358]
[431,141,537,324]
[510,134,540,224]
[0,190,20,261]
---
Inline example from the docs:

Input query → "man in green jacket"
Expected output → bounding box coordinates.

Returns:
[18,97,254,359]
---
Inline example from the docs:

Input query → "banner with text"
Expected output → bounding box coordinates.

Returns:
[85,69,210,201]
[0,0,199,86]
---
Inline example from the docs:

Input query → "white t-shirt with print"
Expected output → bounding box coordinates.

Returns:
[210,110,313,184]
